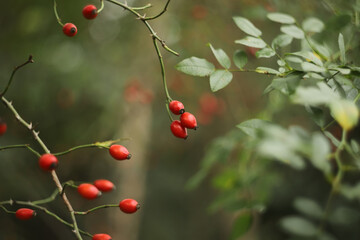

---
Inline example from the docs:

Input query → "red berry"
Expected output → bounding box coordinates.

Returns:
[15,208,36,220]
[92,234,112,240]
[77,183,101,200]
[109,145,131,160]
[63,23,77,37]
[180,112,198,129]
[39,154,58,171]
[119,199,140,214]
[94,179,115,192]
[82,5,98,19]
[170,120,188,139]
[169,100,185,115]
[0,122,7,136]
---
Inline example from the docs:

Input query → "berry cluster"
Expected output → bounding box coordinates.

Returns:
[61,4,100,37]
[11,143,138,239]
[169,100,197,139]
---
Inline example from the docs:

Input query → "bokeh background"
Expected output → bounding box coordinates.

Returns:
[0,0,357,239]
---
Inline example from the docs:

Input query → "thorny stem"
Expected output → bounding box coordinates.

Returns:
[131,3,152,11]
[144,0,170,20]
[1,59,83,239]
[75,204,119,215]
[0,55,33,97]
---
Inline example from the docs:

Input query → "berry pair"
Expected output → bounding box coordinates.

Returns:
[62,5,99,37]
[169,100,197,139]
[77,179,115,200]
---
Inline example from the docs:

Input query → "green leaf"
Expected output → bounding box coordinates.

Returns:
[301,62,326,73]
[235,37,267,48]
[302,17,325,33]
[289,51,323,66]
[255,67,279,75]
[208,43,231,69]
[311,133,331,174]
[341,183,360,200]
[330,99,359,131]
[233,16,262,37]
[324,131,340,147]
[233,50,248,69]
[265,72,303,95]
[292,82,340,106]
[293,197,324,219]
[236,119,269,137]
[305,106,326,128]
[267,12,295,24]
[272,34,293,48]
[176,57,215,77]
[338,33,346,64]
[280,216,317,237]
[230,213,252,240]
[256,48,276,58]
[281,25,305,39]
[209,70,233,92]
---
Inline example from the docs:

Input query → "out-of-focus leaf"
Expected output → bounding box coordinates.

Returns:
[209,70,233,92]
[292,82,340,106]
[324,131,340,147]
[256,48,276,58]
[305,106,326,128]
[338,33,346,64]
[265,72,302,95]
[281,25,304,39]
[233,50,248,69]
[301,62,326,73]
[267,12,296,24]
[233,16,262,37]
[330,99,359,131]
[280,216,317,237]
[236,119,269,137]
[235,37,267,48]
[176,57,215,77]
[294,197,324,219]
[229,212,253,240]
[341,183,360,200]
[310,133,331,174]
[272,34,293,48]
[302,17,325,33]
[330,207,360,225]
[209,43,231,69]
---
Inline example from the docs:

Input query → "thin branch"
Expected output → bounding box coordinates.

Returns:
[0,144,41,157]
[104,0,179,56]
[144,0,170,20]
[75,204,118,215]
[0,55,33,97]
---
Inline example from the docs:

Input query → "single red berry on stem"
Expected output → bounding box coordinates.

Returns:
[92,233,112,240]
[180,112,198,130]
[94,179,115,192]
[39,154,58,171]
[169,100,185,115]
[119,199,140,214]
[82,5,98,19]
[170,120,188,139]
[78,183,101,200]
[109,145,131,160]
[15,208,36,220]
[63,23,77,37]
[0,121,7,136]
